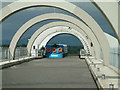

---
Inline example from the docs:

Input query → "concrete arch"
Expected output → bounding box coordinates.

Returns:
[39,32,86,49]
[0,0,110,65]
[32,26,91,50]
[27,22,94,57]
[0,0,118,42]
[9,13,109,64]
[93,1,120,43]
[9,13,101,61]
[33,32,89,57]
[29,26,91,57]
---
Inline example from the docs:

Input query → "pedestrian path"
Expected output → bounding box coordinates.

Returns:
[2,56,97,88]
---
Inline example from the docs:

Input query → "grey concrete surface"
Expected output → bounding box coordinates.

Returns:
[2,56,97,88]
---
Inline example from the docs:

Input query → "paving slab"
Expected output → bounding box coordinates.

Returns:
[2,56,97,88]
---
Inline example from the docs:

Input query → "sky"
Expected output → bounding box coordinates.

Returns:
[0,1,117,46]
[47,34,84,46]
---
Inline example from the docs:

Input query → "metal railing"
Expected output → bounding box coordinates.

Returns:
[0,47,29,62]
[14,47,28,59]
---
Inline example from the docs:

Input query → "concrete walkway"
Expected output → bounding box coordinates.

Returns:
[2,56,97,88]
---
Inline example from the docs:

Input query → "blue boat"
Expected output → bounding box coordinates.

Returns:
[45,44,68,58]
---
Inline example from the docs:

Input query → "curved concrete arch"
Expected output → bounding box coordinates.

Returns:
[0,0,118,42]
[27,22,94,58]
[0,0,110,64]
[27,21,91,52]
[30,26,91,57]
[10,13,100,60]
[92,1,120,43]
[9,13,109,64]
[39,32,86,49]
[35,32,89,57]
[33,27,90,51]
[11,13,99,57]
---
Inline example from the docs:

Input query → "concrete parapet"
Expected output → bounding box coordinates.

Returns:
[85,57,120,89]
[0,56,42,69]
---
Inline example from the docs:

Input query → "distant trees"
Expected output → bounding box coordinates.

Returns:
[67,46,84,56]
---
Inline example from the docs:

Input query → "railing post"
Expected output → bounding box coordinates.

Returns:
[109,83,114,90]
